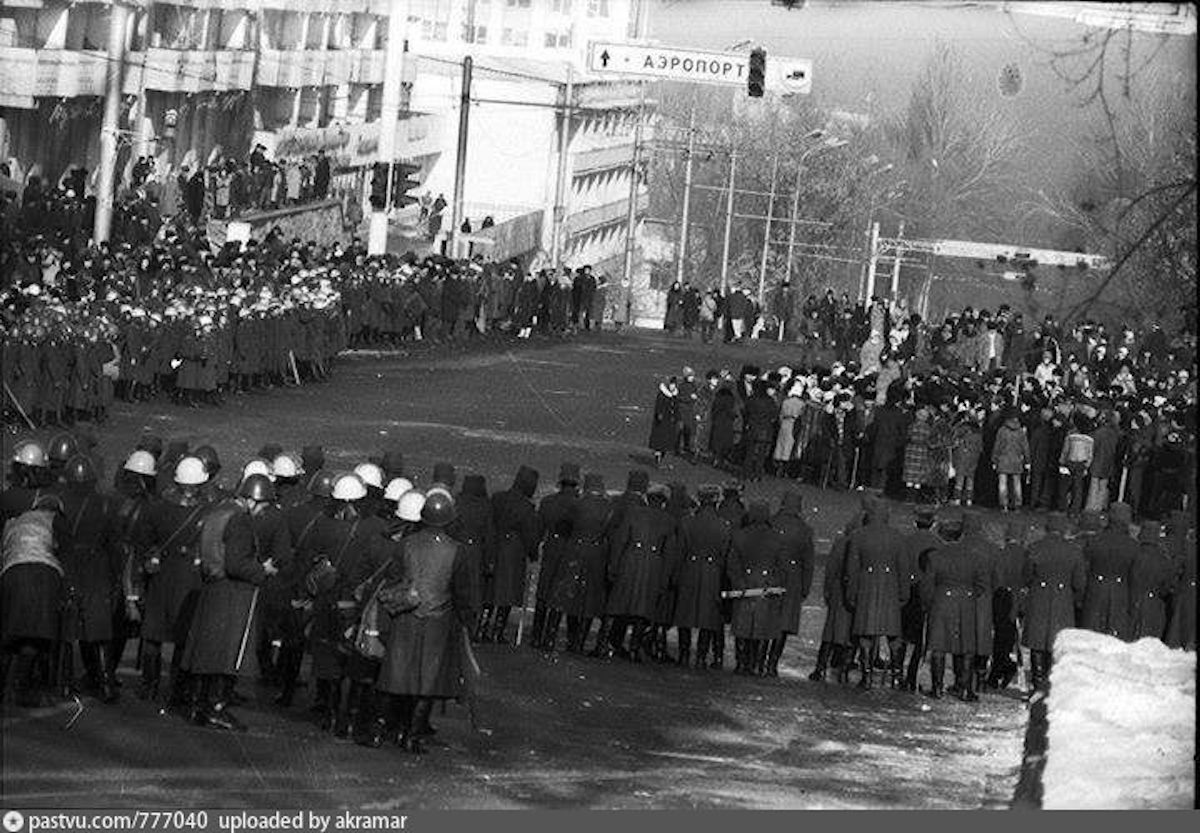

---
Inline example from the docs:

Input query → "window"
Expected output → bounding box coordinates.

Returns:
[587,0,610,17]
[501,27,528,47]
[544,29,572,48]
[506,0,532,7]
[552,0,573,12]
[463,23,488,43]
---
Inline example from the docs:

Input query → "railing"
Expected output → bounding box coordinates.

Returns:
[564,191,648,238]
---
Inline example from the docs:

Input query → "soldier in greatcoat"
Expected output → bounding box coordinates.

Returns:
[481,465,540,644]
[451,474,493,638]
[605,483,673,662]
[1164,512,1195,651]
[809,513,862,683]
[586,470,648,657]
[141,456,210,708]
[962,511,1002,694]
[108,450,159,687]
[897,506,940,691]
[550,473,611,654]
[532,463,580,651]
[646,485,682,662]
[985,518,1027,691]
[1021,513,1086,697]
[181,474,278,731]
[844,497,908,689]
[1080,502,1137,639]
[728,502,785,676]
[57,455,121,703]
[674,485,730,669]
[1128,521,1176,641]
[769,489,814,677]
[248,465,294,695]
[921,512,986,700]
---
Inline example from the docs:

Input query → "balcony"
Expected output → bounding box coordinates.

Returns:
[32,49,108,100]
[573,141,635,177]
[131,48,256,94]
[0,47,38,107]
[349,49,386,85]
[565,190,649,239]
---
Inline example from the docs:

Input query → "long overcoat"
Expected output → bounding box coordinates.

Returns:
[535,489,577,605]
[550,492,611,618]
[1080,527,1137,638]
[772,508,814,635]
[489,484,541,608]
[672,506,731,631]
[605,503,672,621]
[922,542,987,654]
[58,487,121,642]
[844,518,908,637]
[728,521,784,639]
[821,528,856,646]
[1021,534,1085,651]
[1129,543,1176,641]
[142,493,209,644]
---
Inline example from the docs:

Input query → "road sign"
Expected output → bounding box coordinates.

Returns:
[588,41,812,94]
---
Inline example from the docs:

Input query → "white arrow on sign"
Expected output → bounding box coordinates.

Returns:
[588,41,812,94]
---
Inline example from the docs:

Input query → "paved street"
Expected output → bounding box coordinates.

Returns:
[2,331,1027,809]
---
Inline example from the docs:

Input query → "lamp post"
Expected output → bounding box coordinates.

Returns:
[783,133,848,286]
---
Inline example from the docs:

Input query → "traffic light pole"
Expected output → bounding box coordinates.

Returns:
[449,56,473,259]
[622,87,645,323]
[719,146,737,294]
[674,98,696,287]
[368,0,411,256]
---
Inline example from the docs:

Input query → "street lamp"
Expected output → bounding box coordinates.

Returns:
[782,134,849,287]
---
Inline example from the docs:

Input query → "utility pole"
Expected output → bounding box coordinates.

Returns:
[449,56,473,259]
[757,151,779,305]
[889,221,905,300]
[674,100,696,286]
[93,0,130,244]
[783,162,803,287]
[367,0,410,256]
[550,64,574,272]
[622,88,645,320]
[864,220,880,300]
[719,146,737,294]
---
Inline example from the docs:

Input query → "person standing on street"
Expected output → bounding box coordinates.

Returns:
[844,497,907,689]
[1021,514,1085,699]
[769,489,814,678]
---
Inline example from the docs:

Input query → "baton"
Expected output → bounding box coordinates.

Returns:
[4,381,36,430]
[850,446,861,489]
[235,588,260,672]
[1117,466,1129,503]
[720,587,787,599]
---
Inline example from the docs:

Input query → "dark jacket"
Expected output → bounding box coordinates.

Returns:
[673,506,731,631]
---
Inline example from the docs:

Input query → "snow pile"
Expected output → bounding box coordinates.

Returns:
[1041,628,1195,809]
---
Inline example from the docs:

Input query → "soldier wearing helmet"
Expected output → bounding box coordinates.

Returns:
[271,454,306,509]
[532,462,580,652]
[180,474,280,732]
[57,454,122,704]
[382,478,415,535]
[194,446,225,502]
[2,439,53,523]
[306,472,389,740]
[108,449,161,687]
[368,489,475,753]
[139,455,212,708]
[480,465,541,645]
[46,432,79,483]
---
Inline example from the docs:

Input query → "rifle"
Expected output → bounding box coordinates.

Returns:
[720,587,787,599]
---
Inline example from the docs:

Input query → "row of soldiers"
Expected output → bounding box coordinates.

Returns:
[809,497,1196,700]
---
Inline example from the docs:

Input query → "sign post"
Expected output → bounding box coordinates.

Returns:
[588,41,812,94]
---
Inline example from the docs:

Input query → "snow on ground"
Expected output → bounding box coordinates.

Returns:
[1041,628,1195,809]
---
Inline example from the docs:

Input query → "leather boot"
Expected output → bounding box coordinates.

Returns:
[833,646,851,685]
[950,655,966,699]
[492,607,512,645]
[358,693,394,749]
[190,675,212,725]
[710,629,725,670]
[677,628,691,667]
[542,611,562,651]
[320,679,341,732]
[95,644,119,703]
[961,660,980,702]
[754,640,769,676]
[565,616,581,653]
[629,622,647,663]
[274,645,300,707]
[530,606,547,650]
[694,630,711,669]
[138,649,161,702]
[904,646,922,692]
[165,664,193,714]
[928,654,946,699]
[809,641,831,682]
[655,626,671,663]
[733,638,748,675]
[12,650,39,707]
[401,699,431,754]
[205,676,247,732]
[857,640,874,689]
[474,608,493,643]
[767,635,786,677]
[79,641,104,697]
[973,660,988,697]
[335,681,362,739]
[890,643,908,690]
[587,618,611,658]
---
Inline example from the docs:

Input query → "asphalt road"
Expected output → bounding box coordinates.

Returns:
[1,329,1027,809]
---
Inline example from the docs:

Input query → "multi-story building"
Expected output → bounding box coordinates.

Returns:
[0,0,651,286]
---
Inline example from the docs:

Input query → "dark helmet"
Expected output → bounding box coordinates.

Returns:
[237,473,276,503]
[64,454,97,484]
[307,469,337,499]
[194,444,221,476]
[420,489,457,527]
[48,432,79,464]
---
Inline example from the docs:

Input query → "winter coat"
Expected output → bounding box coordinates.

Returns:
[1090,424,1121,480]
[142,493,209,644]
[489,481,541,608]
[181,508,268,677]
[376,529,475,698]
[844,518,908,637]
[58,488,121,643]
[821,530,856,646]
[1021,535,1085,651]
[728,521,784,639]
[922,542,986,655]
[648,388,679,453]
[1164,531,1196,650]
[991,419,1030,475]
[772,508,814,634]
[606,503,673,620]
[902,417,935,485]
[535,489,577,604]
[1128,543,1175,641]
[673,507,731,631]
[1080,527,1137,638]
[550,492,611,618]
[773,396,804,462]
[708,388,739,457]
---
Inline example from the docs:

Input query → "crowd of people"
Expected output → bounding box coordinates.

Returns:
[649,296,1196,523]
[2,196,612,428]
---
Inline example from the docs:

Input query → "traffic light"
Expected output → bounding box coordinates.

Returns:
[748,48,766,98]
[391,161,421,208]
[369,162,388,210]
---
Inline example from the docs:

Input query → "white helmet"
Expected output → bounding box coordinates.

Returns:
[123,450,157,477]
[425,485,453,502]
[243,458,275,481]
[353,462,384,490]
[174,456,209,485]
[384,477,415,502]
[396,489,426,522]
[272,453,303,479]
[332,473,368,502]
[13,439,49,468]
